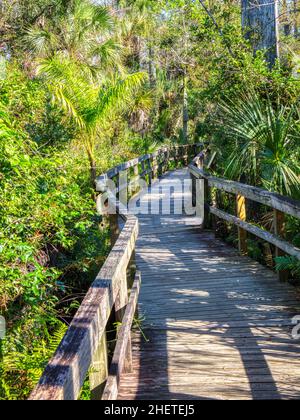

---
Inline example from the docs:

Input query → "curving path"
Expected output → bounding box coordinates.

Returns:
[118,169,300,400]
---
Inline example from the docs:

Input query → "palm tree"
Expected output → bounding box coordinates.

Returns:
[38,55,146,184]
[25,0,124,77]
[25,0,147,184]
[220,93,300,196]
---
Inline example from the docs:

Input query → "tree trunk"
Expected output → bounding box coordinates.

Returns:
[282,0,291,36]
[86,148,97,188]
[90,162,97,187]
[182,67,188,143]
[148,46,156,88]
[242,0,280,66]
[293,0,300,37]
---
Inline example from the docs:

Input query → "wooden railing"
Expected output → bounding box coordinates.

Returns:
[29,143,202,400]
[189,152,300,282]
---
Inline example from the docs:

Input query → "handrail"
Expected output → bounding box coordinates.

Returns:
[189,152,300,281]
[102,271,141,400]
[29,212,138,400]
[96,143,203,192]
[189,165,300,220]
[29,143,202,400]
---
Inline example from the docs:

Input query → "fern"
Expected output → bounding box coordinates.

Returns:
[275,256,300,276]
[0,322,67,400]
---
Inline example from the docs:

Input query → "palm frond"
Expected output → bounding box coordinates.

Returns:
[25,28,58,55]
[275,256,300,276]
[220,93,300,195]
[86,72,147,129]
[92,39,124,72]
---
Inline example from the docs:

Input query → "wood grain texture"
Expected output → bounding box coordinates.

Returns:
[236,194,248,255]
[209,206,300,261]
[29,215,138,401]
[30,145,203,401]
[96,143,203,192]
[102,272,141,400]
[117,169,300,401]
[242,0,279,66]
[274,209,289,282]
[189,165,300,219]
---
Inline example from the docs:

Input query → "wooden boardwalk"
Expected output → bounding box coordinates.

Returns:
[118,169,300,400]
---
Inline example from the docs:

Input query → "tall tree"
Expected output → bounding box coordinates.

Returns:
[293,0,300,37]
[39,56,146,184]
[242,0,280,66]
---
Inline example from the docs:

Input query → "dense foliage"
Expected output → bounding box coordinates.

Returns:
[0,0,299,399]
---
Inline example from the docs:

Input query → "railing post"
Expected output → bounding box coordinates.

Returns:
[152,155,158,181]
[187,144,192,161]
[274,209,289,282]
[115,275,128,323]
[141,160,146,183]
[198,153,210,229]
[115,244,137,376]
[203,179,211,229]
[211,188,221,238]
[191,173,197,208]
[115,272,132,373]
[147,158,152,185]
[236,194,248,255]
[175,146,180,168]
[161,151,165,174]
[90,331,108,400]
[164,150,169,173]
[133,163,139,194]
[127,250,137,290]
[160,151,164,176]
[183,145,188,166]
[193,143,198,158]
[161,150,166,174]
[109,214,120,248]
[125,249,137,374]
[180,146,185,166]
[127,245,138,321]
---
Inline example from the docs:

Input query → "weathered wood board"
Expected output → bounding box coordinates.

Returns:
[117,169,300,400]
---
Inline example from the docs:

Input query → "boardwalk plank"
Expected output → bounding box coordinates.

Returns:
[117,169,300,400]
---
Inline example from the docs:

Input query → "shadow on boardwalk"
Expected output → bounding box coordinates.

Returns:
[118,169,300,400]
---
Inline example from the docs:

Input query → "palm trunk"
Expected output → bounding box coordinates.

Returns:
[294,0,300,37]
[90,162,97,187]
[148,46,156,88]
[86,147,97,187]
[282,0,291,35]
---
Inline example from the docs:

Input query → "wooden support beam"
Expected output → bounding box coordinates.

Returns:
[191,173,197,208]
[175,147,180,168]
[236,194,248,255]
[184,146,189,166]
[146,158,152,185]
[29,216,138,401]
[115,272,131,375]
[151,156,158,181]
[102,273,141,400]
[211,189,222,239]
[209,206,300,261]
[203,178,211,229]
[127,249,136,290]
[189,165,300,220]
[196,152,210,228]
[274,209,289,282]
[165,150,170,173]
[109,214,120,248]
[90,331,108,400]
[115,274,128,322]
